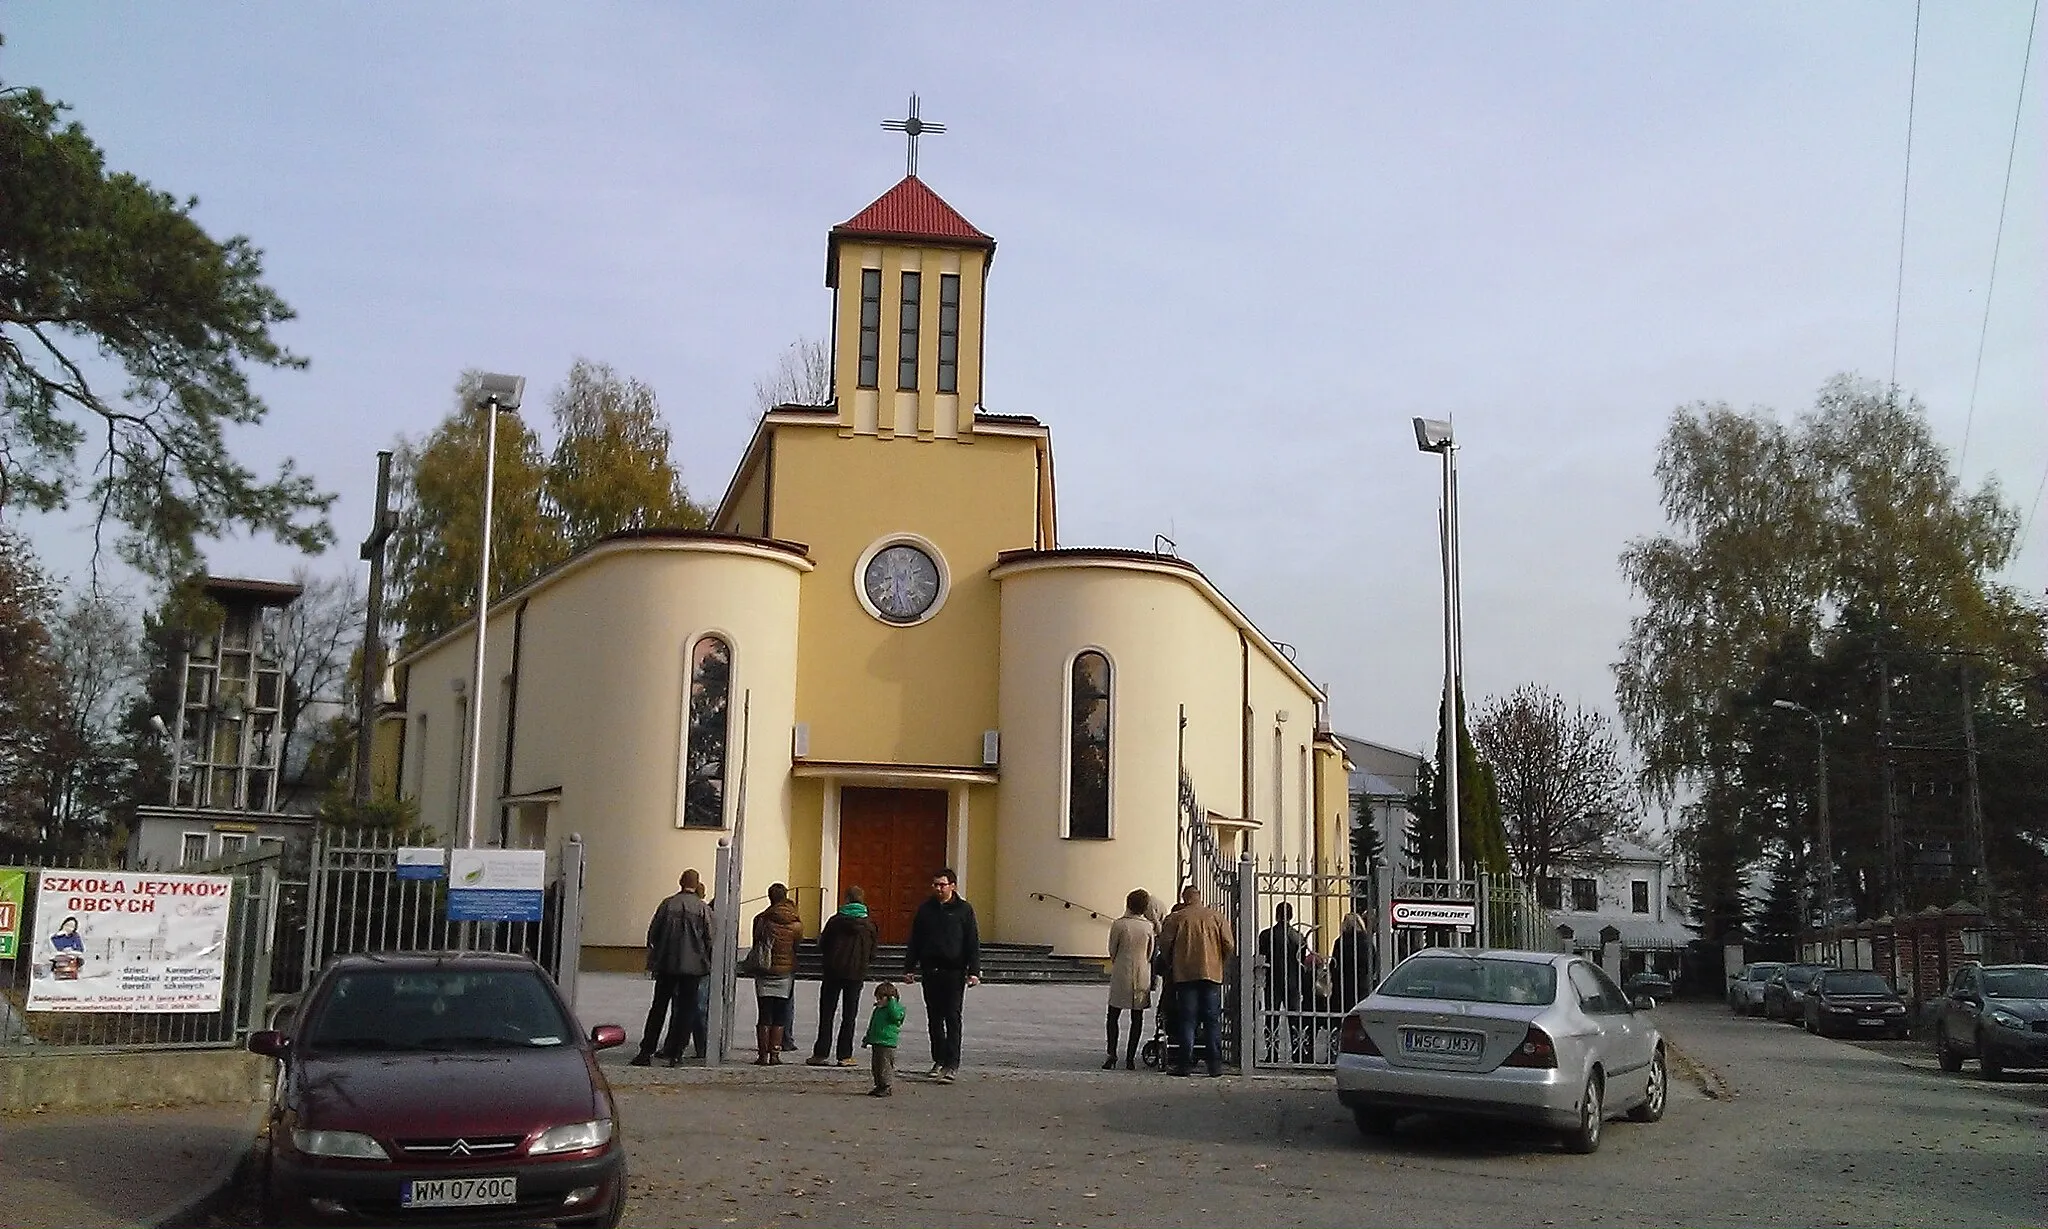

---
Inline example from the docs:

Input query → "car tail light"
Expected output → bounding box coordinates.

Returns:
[1339,1014,1382,1056]
[1502,1025,1557,1069]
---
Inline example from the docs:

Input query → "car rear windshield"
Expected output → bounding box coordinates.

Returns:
[1379,957,1557,1006]
[304,968,573,1052]
[1783,965,1826,983]
[1984,968,2048,999]
[1822,971,1893,995]
[1747,965,1784,980]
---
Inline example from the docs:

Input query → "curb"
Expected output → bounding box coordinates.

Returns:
[1664,1039,1737,1101]
[141,1099,266,1229]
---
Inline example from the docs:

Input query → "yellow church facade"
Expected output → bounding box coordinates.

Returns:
[390,176,1352,967]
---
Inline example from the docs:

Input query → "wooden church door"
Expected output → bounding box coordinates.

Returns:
[838,787,949,945]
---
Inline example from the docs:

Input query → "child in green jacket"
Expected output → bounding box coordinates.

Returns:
[864,981,907,1097]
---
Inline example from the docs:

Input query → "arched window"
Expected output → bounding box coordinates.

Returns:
[1067,650,1111,839]
[681,635,732,829]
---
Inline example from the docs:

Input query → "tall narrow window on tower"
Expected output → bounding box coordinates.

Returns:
[1067,651,1112,839]
[681,635,733,829]
[858,269,882,389]
[898,271,921,391]
[937,273,960,394]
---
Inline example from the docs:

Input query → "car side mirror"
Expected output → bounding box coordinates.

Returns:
[589,1024,628,1050]
[248,1030,290,1059]
[1631,995,1657,1012]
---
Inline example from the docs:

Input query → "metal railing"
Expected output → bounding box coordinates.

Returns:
[1028,890,1120,923]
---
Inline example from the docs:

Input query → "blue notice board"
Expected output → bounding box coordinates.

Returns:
[446,850,546,922]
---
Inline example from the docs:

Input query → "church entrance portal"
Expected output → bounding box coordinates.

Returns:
[838,787,948,945]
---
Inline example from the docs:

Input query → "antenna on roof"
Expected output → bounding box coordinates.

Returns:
[882,93,946,178]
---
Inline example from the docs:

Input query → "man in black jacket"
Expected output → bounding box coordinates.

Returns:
[903,867,980,1082]
[807,885,879,1066]
[634,869,713,1067]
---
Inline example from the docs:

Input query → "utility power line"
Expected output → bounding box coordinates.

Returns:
[1960,0,2040,471]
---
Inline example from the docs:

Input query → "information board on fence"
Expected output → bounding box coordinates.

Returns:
[25,870,234,1012]
[447,849,546,922]
[1391,899,1478,930]
[0,869,23,959]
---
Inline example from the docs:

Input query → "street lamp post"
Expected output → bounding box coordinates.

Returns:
[462,373,525,851]
[1414,417,1463,878]
[1772,699,1833,960]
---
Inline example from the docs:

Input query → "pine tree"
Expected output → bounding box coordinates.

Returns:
[1408,681,1512,876]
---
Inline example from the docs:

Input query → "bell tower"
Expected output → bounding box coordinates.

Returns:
[825,173,995,441]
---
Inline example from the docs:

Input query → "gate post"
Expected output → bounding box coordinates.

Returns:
[244,864,280,1037]
[1375,856,1397,988]
[706,838,737,1068]
[556,835,585,1012]
[1236,850,1258,1075]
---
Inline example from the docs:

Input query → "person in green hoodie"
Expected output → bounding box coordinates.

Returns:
[809,886,880,1067]
[864,981,907,1097]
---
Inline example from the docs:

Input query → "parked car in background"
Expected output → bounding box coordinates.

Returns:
[1624,972,1674,1004]
[1762,964,1830,1023]
[248,951,630,1227]
[1335,949,1666,1155]
[1933,963,2048,1079]
[1802,970,1910,1038]
[1729,962,1785,1016]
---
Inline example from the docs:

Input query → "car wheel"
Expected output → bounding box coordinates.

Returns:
[1627,1048,1666,1124]
[1351,1106,1399,1138]
[1978,1033,2003,1080]
[1562,1071,1603,1154]
[1935,1026,1964,1072]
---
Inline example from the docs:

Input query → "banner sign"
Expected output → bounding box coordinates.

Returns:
[25,870,234,1012]
[447,850,546,922]
[1391,900,1478,930]
[395,847,448,881]
[0,869,23,959]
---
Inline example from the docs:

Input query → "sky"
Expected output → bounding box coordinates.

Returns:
[8,4,2044,765]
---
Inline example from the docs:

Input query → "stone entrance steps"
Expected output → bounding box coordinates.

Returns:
[794,941,1108,984]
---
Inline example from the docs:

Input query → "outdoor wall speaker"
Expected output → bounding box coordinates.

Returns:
[982,730,1000,767]
[792,723,810,758]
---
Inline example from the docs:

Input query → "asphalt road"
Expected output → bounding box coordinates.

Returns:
[600,1002,2042,1229]
[207,999,2043,1228]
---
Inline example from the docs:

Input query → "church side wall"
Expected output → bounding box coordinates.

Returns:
[396,544,804,964]
[996,566,1269,957]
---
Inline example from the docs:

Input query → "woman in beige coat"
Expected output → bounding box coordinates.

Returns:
[1104,889,1156,1069]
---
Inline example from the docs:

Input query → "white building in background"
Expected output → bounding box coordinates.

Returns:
[1540,839,1693,977]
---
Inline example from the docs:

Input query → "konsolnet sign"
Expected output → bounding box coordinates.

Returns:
[1391,900,1478,930]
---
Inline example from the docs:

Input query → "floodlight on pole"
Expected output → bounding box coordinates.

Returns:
[1413,416,1462,877]
[462,373,524,851]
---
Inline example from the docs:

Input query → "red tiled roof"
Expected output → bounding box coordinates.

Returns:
[833,176,992,245]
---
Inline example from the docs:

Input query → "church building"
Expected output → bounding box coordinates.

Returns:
[389,171,1352,967]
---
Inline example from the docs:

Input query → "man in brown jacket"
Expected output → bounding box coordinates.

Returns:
[1157,884,1235,1077]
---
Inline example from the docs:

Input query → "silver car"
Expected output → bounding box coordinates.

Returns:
[1335,949,1667,1153]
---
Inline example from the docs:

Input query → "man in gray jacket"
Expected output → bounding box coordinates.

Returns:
[633,868,714,1066]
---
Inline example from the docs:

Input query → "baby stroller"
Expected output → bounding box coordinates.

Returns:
[1139,977,1216,1071]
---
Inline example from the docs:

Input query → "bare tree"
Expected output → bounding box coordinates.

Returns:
[1471,684,1638,892]
[47,589,145,835]
[276,565,364,803]
[753,336,833,413]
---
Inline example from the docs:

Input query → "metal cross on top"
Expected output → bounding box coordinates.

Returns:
[881,93,946,178]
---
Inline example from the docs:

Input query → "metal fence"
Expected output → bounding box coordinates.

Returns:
[1242,858,1558,1072]
[1,853,279,1053]
[300,827,585,1008]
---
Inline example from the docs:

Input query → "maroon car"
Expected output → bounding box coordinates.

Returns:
[248,951,628,1226]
